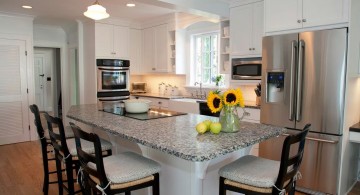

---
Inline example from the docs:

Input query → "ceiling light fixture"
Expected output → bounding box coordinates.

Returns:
[84,0,110,20]
[126,0,136,7]
[22,5,32,9]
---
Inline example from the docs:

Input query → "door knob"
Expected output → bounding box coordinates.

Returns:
[297,20,301,23]
[39,74,45,77]
[302,19,307,22]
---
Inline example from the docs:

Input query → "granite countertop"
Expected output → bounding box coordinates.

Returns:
[350,123,360,133]
[67,104,284,162]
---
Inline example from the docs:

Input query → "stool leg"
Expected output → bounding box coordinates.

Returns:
[219,177,226,195]
[152,173,160,195]
[55,157,63,195]
[66,159,75,195]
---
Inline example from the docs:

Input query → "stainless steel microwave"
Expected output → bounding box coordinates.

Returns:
[232,57,262,80]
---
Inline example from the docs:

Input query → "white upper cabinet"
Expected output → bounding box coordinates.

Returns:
[129,28,143,75]
[230,1,264,57]
[265,0,349,33]
[143,24,172,73]
[95,23,130,59]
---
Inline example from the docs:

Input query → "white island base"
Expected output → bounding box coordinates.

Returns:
[91,127,251,195]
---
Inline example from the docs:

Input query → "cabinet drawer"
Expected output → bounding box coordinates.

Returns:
[131,96,169,108]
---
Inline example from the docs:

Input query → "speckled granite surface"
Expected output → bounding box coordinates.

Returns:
[67,104,284,162]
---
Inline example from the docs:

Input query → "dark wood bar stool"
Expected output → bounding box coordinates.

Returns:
[218,124,310,195]
[44,113,113,195]
[70,123,161,195]
[29,104,75,195]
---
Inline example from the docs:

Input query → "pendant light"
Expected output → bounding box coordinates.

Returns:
[84,0,110,20]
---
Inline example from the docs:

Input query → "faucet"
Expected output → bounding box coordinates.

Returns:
[194,82,205,99]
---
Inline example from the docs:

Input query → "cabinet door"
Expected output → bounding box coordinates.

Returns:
[265,0,302,33]
[252,1,264,56]
[143,27,155,73]
[230,4,253,56]
[113,25,130,59]
[95,23,114,58]
[130,29,143,75]
[154,24,170,72]
[302,0,348,28]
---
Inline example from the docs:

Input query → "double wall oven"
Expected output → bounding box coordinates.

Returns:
[97,59,130,104]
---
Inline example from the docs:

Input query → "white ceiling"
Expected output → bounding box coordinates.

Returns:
[0,0,178,25]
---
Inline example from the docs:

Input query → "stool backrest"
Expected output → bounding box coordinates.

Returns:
[44,113,70,158]
[29,104,46,142]
[70,122,109,190]
[274,124,310,193]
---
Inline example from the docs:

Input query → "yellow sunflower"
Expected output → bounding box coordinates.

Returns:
[207,91,223,113]
[223,88,244,107]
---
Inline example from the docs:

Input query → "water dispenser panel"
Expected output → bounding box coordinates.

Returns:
[267,72,284,88]
[266,72,285,103]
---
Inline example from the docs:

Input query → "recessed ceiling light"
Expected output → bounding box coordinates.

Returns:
[126,3,136,7]
[22,5,32,9]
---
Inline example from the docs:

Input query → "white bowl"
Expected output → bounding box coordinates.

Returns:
[123,99,151,113]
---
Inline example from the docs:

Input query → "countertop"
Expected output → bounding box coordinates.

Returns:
[350,122,360,133]
[131,93,261,109]
[67,104,284,162]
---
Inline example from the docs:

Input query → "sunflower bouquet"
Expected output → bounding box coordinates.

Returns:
[207,88,245,133]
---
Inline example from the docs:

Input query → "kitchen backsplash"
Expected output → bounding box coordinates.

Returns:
[130,75,259,102]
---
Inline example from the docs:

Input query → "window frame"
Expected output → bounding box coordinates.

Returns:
[191,31,220,87]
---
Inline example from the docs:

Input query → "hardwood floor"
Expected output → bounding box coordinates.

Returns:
[0,141,359,195]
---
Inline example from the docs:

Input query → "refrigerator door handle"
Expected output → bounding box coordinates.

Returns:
[289,40,298,121]
[282,133,338,144]
[296,40,305,122]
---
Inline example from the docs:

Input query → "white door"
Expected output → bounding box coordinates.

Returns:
[95,23,114,58]
[113,25,130,59]
[154,24,169,72]
[143,27,155,72]
[0,38,30,145]
[252,1,264,56]
[34,54,45,111]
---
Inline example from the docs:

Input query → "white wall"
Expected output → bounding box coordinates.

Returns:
[78,20,97,104]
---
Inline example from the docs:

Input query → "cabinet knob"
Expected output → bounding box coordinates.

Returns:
[249,48,251,51]
[297,20,301,23]
[252,48,255,50]
[302,19,307,22]
[152,68,156,71]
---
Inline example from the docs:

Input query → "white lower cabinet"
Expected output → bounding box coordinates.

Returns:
[239,108,260,156]
[131,96,169,109]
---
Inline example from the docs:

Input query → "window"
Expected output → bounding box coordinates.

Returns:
[193,32,220,86]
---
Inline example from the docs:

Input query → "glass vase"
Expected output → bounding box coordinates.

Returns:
[219,106,241,133]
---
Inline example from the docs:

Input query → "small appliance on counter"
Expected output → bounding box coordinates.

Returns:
[254,83,261,106]
[131,82,147,94]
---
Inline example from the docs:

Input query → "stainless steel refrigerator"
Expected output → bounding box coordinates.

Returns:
[260,28,347,194]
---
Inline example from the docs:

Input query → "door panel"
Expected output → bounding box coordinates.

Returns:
[252,1,264,55]
[0,38,29,145]
[34,55,45,111]
[265,0,302,32]
[261,33,298,129]
[230,4,252,56]
[296,28,347,134]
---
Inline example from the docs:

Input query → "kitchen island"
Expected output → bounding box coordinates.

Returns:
[67,104,285,195]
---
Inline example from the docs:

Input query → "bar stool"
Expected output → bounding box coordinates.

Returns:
[44,113,113,195]
[218,124,310,195]
[70,123,161,195]
[29,104,74,195]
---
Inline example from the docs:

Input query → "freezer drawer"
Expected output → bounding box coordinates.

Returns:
[259,131,340,194]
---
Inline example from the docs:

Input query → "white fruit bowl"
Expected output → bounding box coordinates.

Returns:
[123,99,151,113]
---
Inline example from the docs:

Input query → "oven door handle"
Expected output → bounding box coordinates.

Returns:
[98,96,130,102]
[98,66,129,71]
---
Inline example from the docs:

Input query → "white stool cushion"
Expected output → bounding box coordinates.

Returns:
[89,152,161,184]
[219,155,280,188]
[45,126,74,139]
[66,138,112,157]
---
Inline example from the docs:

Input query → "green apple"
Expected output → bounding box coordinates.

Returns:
[202,120,213,131]
[210,122,222,134]
[196,122,208,134]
